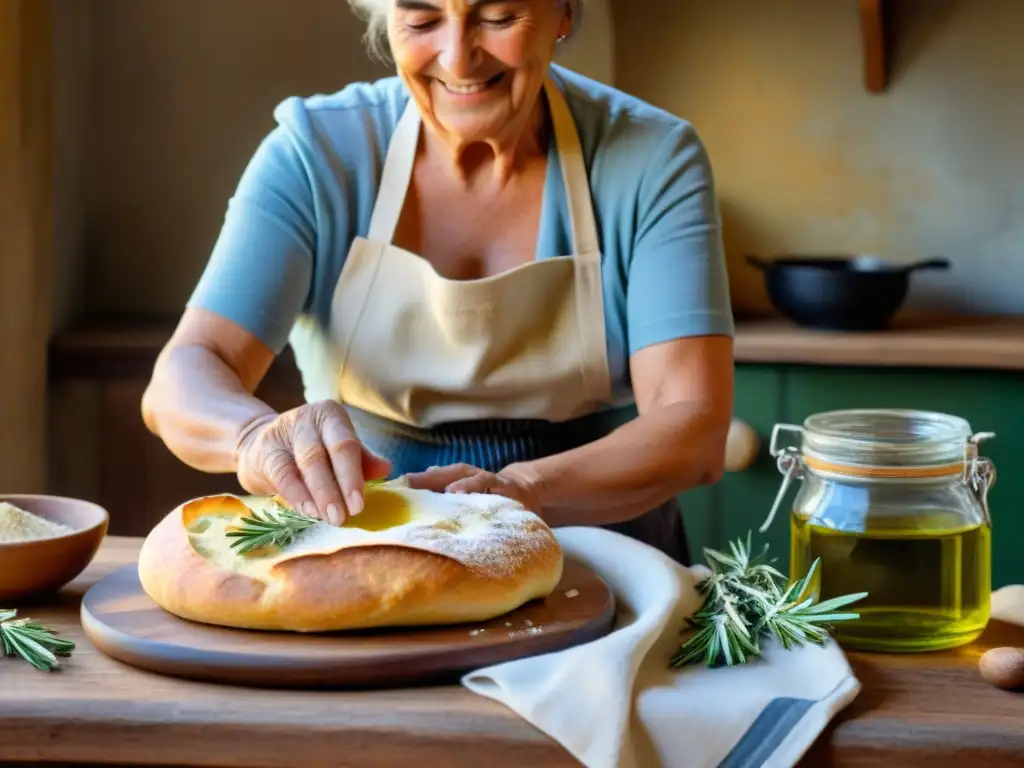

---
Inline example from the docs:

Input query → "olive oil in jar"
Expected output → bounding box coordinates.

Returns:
[791,512,991,652]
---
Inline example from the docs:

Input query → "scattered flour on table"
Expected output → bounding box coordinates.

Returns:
[0,502,72,543]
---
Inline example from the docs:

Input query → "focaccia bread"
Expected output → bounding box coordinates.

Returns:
[137,480,563,632]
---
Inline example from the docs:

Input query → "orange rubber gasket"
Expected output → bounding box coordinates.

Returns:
[803,455,964,479]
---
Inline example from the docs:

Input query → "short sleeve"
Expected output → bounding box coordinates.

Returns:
[626,123,735,357]
[187,124,316,355]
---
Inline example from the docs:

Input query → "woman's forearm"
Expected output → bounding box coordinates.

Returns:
[503,401,729,527]
[141,344,277,474]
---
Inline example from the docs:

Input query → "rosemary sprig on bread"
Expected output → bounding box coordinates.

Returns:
[0,609,75,671]
[225,501,317,555]
[225,480,391,555]
[670,533,866,669]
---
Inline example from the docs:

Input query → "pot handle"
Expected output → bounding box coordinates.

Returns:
[746,254,772,271]
[904,257,952,272]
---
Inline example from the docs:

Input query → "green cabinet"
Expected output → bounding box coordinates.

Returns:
[680,364,1024,589]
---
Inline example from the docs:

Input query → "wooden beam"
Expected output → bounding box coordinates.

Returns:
[0,0,54,492]
[859,0,888,93]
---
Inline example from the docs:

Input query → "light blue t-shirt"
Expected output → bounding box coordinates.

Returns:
[188,64,734,410]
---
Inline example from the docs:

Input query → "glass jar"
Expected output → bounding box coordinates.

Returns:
[763,409,996,653]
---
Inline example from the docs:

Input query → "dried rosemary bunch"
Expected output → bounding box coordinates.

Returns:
[670,533,867,669]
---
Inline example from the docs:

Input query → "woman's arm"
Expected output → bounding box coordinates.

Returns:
[503,119,735,525]
[142,117,316,475]
[142,103,398,521]
[501,335,733,526]
[141,308,279,474]
[143,307,389,521]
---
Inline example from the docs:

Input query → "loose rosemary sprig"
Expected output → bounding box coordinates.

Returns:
[669,532,867,669]
[0,609,76,671]
[225,501,319,555]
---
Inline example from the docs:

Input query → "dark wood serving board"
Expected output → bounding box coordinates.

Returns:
[80,558,616,689]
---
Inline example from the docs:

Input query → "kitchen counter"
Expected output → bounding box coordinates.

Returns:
[48,314,1024,380]
[4,538,1024,767]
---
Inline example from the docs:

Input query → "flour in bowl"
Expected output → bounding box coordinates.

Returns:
[0,502,73,543]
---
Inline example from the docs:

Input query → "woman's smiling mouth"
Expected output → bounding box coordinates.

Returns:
[438,72,506,95]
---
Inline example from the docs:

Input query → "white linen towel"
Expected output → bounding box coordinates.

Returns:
[462,527,862,768]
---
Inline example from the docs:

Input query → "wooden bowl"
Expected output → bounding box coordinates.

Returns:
[0,494,109,603]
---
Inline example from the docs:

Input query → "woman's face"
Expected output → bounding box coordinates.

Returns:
[388,1,571,147]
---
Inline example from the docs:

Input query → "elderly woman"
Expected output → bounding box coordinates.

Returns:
[142,0,734,564]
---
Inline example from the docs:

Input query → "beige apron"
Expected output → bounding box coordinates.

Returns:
[327,76,612,429]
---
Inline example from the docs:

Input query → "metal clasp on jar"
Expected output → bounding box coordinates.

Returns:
[965,432,997,526]
[758,423,807,533]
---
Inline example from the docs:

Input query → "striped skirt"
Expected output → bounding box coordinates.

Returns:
[347,405,691,566]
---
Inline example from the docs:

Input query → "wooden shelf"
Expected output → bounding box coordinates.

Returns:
[859,0,888,92]
[733,315,1024,371]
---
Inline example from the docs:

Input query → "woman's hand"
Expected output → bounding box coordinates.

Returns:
[403,463,543,513]
[234,400,392,525]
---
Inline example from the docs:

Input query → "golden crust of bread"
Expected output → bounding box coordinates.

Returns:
[137,491,564,632]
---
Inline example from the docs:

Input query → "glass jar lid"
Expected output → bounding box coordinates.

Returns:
[798,408,974,468]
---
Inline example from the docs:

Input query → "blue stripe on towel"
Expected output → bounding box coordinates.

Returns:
[718,697,815,768]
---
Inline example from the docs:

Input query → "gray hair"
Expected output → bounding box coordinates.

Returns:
[347,1,583,63]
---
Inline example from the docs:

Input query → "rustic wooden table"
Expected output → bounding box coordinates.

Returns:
[4,537,1024,767]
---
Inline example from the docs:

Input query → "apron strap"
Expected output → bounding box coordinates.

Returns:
[543,75,600,256]
[367,102,420,244]
[365,73,601,258]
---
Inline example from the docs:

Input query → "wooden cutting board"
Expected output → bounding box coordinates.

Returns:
[80,558,616,689]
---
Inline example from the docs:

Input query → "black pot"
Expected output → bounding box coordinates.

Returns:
[746,254,951,331]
